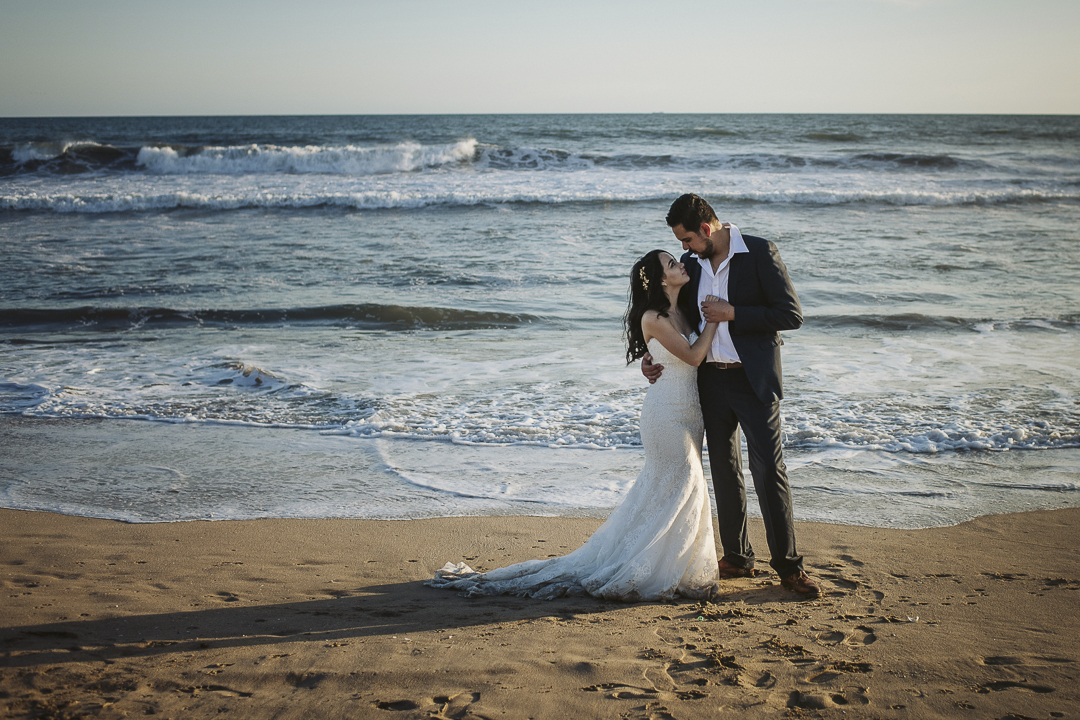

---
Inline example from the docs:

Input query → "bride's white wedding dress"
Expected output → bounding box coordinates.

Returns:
[426,336,719,601]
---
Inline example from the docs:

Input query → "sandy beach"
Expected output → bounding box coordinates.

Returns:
[2,507,1077,719]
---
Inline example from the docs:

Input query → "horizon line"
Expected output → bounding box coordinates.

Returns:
[3,111,1080,120]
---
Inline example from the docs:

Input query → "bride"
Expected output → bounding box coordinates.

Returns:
[426,250,721,601]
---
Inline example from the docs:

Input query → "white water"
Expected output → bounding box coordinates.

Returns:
[3,113,1079,526]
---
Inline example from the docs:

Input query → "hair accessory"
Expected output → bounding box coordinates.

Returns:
[639,266,649,290]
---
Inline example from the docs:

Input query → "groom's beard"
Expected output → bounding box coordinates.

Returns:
[694,238,716,259]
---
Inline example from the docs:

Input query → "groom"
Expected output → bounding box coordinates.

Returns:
[643,193,819,597]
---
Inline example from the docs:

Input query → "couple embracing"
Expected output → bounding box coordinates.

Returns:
[429,194,819,601]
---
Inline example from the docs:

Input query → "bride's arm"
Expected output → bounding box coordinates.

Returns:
[641,311,719,367]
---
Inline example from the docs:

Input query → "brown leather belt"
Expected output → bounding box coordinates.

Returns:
[706,361,742,369]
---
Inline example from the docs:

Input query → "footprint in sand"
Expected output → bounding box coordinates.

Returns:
[201,663,233,676]
[752,671,777,689]
[846,625,878,646]
[972,680,1056,694]
[808,670,843,684]
[652,628,686,647]
[375,699,419,711]
[206,591,240,603]
[823,573,860,590]
[815,629,847,644]
[644,665,677,692]
[285,672,328,690]
[427,691,481,719]
[729,670,777,689]
[620,701,677,720]
[788,688,869,709]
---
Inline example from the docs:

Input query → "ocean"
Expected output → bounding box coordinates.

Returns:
[2,113,1078,528]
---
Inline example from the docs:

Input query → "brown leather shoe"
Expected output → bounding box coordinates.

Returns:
[717,558,754,579]
[781,571,820,597]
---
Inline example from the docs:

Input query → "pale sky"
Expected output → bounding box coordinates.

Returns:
[1,0,1077,116]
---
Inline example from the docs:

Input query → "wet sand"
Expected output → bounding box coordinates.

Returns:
[2,508,1078,719]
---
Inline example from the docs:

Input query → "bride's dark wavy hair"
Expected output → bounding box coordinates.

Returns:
[624,249,673,365]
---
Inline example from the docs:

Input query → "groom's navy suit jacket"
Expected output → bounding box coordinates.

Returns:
[677,235,803,404]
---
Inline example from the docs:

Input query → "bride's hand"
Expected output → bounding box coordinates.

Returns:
[701,295,733,323]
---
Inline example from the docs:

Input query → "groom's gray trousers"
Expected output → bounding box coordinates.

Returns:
[698,363,803,578]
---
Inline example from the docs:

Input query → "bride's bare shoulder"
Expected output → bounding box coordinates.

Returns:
[640,310,664,339]
[642,311,686,350]
[639,308,665,334]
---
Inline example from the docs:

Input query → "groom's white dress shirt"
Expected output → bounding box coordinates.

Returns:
[695,223,749,364]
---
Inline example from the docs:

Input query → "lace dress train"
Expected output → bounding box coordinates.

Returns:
[426,337,718,601]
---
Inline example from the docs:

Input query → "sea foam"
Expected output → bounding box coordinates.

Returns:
[136,140,478,175]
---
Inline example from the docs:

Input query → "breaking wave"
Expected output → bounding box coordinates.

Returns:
[137,140,479,175]
[1,140,479,176]
[0,141,1024,177]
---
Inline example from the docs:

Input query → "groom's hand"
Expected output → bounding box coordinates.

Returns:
[641,352,663,384]
[701,296,735,323]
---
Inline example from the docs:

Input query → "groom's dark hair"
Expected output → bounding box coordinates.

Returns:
[666,193,718,231]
